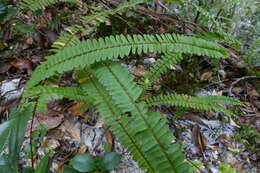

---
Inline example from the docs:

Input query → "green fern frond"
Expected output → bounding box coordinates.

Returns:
[80,76,157,172]
[146,93,242,116]
[140,52,183,91]
[90,62,190,173]
[19,0,78,11]
[22,85,94,113]
[244,37,260,66]
[27,33,228,89]
[79,0,148,35]
[50,32,80,52]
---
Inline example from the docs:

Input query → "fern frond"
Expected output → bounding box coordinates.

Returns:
[80,76,157,172]
[244,37,260,67]
[22,85,94,113]
[92,62,190,173]
[19,0,78,11]
[27,33,228,89]
[146,93,242,116]
[50,32,80,52]
[140,52,183,91]
[79,0,148,35]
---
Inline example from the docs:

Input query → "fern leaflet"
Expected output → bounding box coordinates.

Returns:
[146,93,243,116]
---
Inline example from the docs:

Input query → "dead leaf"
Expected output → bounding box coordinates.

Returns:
[78,145,87,154]
[105,129,113,152]
[246,83,259,98]
[232,87,243,95]
[0,61,11,74]
[25,114,64,137]
[68,101,86,116]
[22,35,33,50]
[35,11,52,29]
[129,65,147,80]
[64,120,81,143]
[200,71,213,81]
[10,59,33,75]
[192,124,206,154]
[253,101,260,110]
[181,113,209,128]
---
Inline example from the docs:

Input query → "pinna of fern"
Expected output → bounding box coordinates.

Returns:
[21,85,94,113]
[26,33,229,89]
[146,93,243,117]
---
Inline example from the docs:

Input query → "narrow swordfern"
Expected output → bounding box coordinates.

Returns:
[27,33,228,89]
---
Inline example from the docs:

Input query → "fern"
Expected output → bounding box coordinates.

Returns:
[22,85,94,113]
[189,1,241,48]
[50,0,148,52]
[27,33,228,89]
[244,37,260,67]
[19,0,78,11]
[146,93,243,116]
[85,62,190,173]
[50,32,80,52]
[140,52,183,91]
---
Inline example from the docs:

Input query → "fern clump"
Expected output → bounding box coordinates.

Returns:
[19,30,244,172]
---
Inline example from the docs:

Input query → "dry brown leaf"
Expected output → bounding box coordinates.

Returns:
[35,11,52,29]
[68,101,86,116]
[232,87,243,95]
[129,65,147,80]
[105,129,113,152]
[0,61,11,74]
[192,124,206,154]
[200,71,213,81]
[10,59,33,75]
[181,113,208,128]
[22,35,33,50]
[246,83,259,98]
[253,101,260,110]
[25,114,64,137]
[64,120,81,143]
[78,145,87,154]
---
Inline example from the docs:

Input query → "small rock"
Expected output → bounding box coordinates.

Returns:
[144,58,155,65]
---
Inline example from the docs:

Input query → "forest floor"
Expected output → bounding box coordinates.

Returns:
[0,1,260,173]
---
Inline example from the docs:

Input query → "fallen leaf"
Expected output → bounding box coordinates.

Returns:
[10,59,33,75]
[68,101,86,116]
[253,101,260,110]
[64,120,81,143]
[129,65,147,80]
[181,113,209,128]
[25,114,64,137]
[192,124,206,154]
[246,83,259,98]
[105,129,113,152]
[0,61,11,74]
[22,34,33,50]
[232,87,243,95]
[200,71,213,81]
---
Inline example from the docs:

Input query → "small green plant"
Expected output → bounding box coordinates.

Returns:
[63,152,121,173]
[234,123,260,153]
[0,105,50,173]
[218,163,239,173]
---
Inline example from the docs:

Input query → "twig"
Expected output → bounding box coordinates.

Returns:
[30,99,39,169]
[228,76,258,96]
